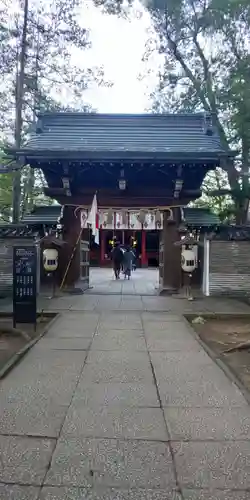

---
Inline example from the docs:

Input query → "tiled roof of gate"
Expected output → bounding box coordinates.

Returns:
[21,205,219,227]
[15,112,231,157]
[183,207,220,227]
[22,205,62,225]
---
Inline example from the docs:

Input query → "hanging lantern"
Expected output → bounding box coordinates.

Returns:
[107,209,113,225]
[181,249,196,273]
[155,210,161,227]
[43,248,58,272]
[118,169,126,190]
[137,210,146,225]
[121,209,128,226]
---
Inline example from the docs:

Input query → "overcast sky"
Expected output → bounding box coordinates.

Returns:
[73,0,161,112]
[2,0,161,114]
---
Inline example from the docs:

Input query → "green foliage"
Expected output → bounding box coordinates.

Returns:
[90,0,250,222]
[92,0,133,15]
[0,174,13,222]
[191,169,235,223]
[149,0,250,222]
[0,150,13,222]
[0,0,111,221]
[0,0,96,137]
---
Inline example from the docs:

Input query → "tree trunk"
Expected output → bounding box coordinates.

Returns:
[23,23,40,216]
[13,0,29,223]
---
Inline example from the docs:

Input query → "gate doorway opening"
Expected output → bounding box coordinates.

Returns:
[89,229,159,269]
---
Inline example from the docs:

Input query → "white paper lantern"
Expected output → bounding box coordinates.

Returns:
[181,249,196,273]
[43,248,58,272]
[137,210,146,224]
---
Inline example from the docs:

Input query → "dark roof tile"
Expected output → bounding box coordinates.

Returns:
[22,204,219,228]
[21,205,62,225]
[19,112,229,157]
[183,207,220,227]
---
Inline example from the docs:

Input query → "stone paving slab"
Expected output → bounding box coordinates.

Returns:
[157,379,247,407]
[0,435,55,485]
[82,351,153,383]
[121,295,143,300]
[96,328,144,336]
[97,321,143,331]
[142,313,182,322]
[53,313,99,323]
[0,351,86,406]
[48,316,99,337]
[141,297,173,311]
[40,487,182,500]
[0,484,40,500]
[182,490,250,500]
[48,327,96,338]
[165,407,250,440]
[55,312,99,319]
[153,361,233,385]
[11,349,87,373]
[0,400,68,438]
[86,350,150,364]
[0,379,73,407]
[81,361,154,383]
[1,273,250,498]
[33,337,92,351]
[90,334,147,351]
[173,441,250,489]
[144,321,190,333]
[0,377,80,407]
[44,437,176,489]
[87,269,158,296]
[150,350,214,366]
[73,382,160,407]
[61,406,168,441]
[146,336,202,352]
[119,301,144,311]
[98,314,142,330]
[96,299,123,311]
[49,317,98,327]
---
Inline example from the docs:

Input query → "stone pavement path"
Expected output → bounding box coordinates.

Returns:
[85,268,159,295]
[0,307,250,499]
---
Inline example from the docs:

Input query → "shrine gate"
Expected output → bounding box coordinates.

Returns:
[8,112,232,292]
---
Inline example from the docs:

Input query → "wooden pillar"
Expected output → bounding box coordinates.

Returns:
[100,229,105,265]
[60,205,81,287]
[159,208,182,293]
[141,230,147,267]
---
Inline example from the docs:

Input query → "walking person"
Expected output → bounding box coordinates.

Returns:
[123,246,134,280]
[131,248,136,271]
[111,242,123,280]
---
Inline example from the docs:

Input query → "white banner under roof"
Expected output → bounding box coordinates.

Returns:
[115,211,129,230]
[82,209,165,230]
[142,212,163,230]
[80,209,88,228]
[99,210,115,229]
[128,212,142,230]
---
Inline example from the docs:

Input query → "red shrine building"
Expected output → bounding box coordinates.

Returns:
[9,112,232,292]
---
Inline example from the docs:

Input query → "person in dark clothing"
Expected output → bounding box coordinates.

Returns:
[123,246,134,280]
[111,242,123,279]
[131,248,136,271]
